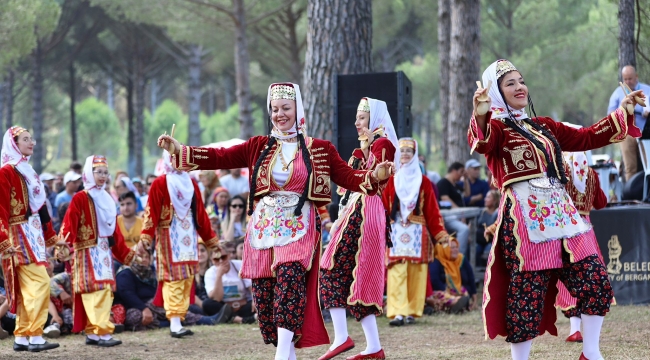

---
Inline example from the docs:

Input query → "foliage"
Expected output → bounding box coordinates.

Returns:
[75,97,125,161]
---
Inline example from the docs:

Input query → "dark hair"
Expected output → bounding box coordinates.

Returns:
[389,191,421,221]
[228,194,247,210]
[447,162,464,173]
[497,74,567,184]
[70,161,83,171]
[247,132,313,217]
[118,191,137,203]
[58,202,70,220]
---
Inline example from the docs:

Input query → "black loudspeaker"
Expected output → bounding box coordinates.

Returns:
[329,72,412,221]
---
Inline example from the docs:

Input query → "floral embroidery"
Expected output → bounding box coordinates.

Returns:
[284,215,305,237]
[2,154,12,164]
[525,191,580,232]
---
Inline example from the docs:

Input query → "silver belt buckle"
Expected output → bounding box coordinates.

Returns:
[529,176,562,190]
[262,194,299,208]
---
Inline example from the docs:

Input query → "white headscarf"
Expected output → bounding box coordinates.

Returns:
[120,177,141,197]
[1,127,46,213]
[561,123,589,194]
[394,138,422,220]
[482,59,529,121]
[163,150,194,218]
[367,98,400,164]
[267,83,306,141]
[82,155,116,237]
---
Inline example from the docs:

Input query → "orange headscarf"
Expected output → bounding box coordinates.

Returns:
[434,238,463,293]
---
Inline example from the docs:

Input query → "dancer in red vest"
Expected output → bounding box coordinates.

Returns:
[157,83,393,360]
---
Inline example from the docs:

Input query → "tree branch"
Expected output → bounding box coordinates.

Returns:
[183,0,235,21]
[248,0,297,25]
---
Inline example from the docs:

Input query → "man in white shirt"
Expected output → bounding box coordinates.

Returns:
[219,168,249,198]
[204,251,255,324]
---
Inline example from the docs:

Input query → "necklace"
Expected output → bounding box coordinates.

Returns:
[278,142,299,171]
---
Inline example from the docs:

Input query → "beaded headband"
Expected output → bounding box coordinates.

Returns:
[398,139,416,149]
[270,84,296,101]
[357,98,370,113]
[92,155,108,168]
[10,126,27,138]
[496,59,518,80]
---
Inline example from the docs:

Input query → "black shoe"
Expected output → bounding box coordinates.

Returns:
[114,323,125,334]
[389,318,404,326]
[451,296,470,314]
[86,337,99,345]
[212,304,233,324]
[28,341,60,352]
[98,338,122,347]
[170,327,194,338]
[13,343,29,352]
[405,316,416,325]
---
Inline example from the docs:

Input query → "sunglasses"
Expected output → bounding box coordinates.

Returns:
[230,204,244,209]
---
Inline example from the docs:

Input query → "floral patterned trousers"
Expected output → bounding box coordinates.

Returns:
[500,198,613,343]
[251,262,306,346]
[320,200,382,321]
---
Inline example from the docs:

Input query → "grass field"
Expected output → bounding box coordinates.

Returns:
[1,305,648,359]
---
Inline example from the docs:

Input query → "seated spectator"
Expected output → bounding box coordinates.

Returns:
[475,190,500,268]
[53,202,70,234]
[221,195,247,242]
[0,278,14,339]
[54,171,81,218]
[140,174,158,205]
[114,177,144,213]
[117,192,143,249]
[428,238,476,313]
[219,168,249,198]
[204,248,256,324]
[234,237,245,260]
[462,159,490,207]
[132,177,145,197]
[437,162,470,255]
[210,187,230,231]
[44,258,71,338]
[194,239,212,313]
[115,250,232,331]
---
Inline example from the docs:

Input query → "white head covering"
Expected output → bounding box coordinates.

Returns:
[120,177,141,197]
[267,83,306,141]
[561,122,589,194]
[163,150,194,218]
[394,138,422,220]
[1,126,46,213]
[82,155,117,237]
[482,59,529,121]
[366,98,400,164]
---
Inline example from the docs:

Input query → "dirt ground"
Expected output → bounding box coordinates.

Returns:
[1,305,648,359]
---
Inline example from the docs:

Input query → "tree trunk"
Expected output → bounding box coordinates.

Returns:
[32,40,45,173]
[285,7,303,84]
[447,0,480,164]
[233,0,254,139]
[150,77,158,116]
[0,80,4,132]
[134,61,146,177]
[618,0,636,78]
[187,44,203,146]
[69,62,78,161]
[438,0,451,162]
[107,72,115,110]
[6,71,14,130]
[425,99,436,159]
[207,80,215,116]
[222,74,233,110]
[302,0,373,140]
[127,76,135,176]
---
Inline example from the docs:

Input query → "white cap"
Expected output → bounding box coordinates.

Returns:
[465,159,481,169]
[64,171,81,185]
[40,172,55,181]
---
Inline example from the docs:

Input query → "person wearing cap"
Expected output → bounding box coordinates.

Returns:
[462,159,490,207]
[40,173,57,219]
[53,171,82,219]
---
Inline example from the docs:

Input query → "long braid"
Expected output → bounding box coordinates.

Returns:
[389,190,422,221]
[341,133,382,207]
[497,80,563,182]
[524,95,568,184]
[248,136,277,216]
[294,133,311,216]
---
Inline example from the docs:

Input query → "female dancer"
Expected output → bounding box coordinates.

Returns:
[157,83,393,360]
[139,151,219,338]
[469,59,643,360]
[555,149,611,343]
[59,155,136,347]
[0,126,59,352]
[319,97,397,360]
[381,138,449,326]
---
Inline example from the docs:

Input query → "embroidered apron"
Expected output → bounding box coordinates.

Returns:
[250,191,310,250]
[169,211,198,263]
[89,237,114,281]
[19,214,47,263]
[389,213,423,258]
[511,177,589,243]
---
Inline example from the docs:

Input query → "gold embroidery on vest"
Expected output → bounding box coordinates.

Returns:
[10,188,24,216]
[143,207,153,229]
[504,146,535,170]
[78,212,93,241]
[161,205,171,221]
[315,175,331,193]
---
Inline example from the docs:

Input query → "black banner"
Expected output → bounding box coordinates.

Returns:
[591,205,650,305]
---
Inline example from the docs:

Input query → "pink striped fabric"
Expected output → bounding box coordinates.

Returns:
[239,150,319,279]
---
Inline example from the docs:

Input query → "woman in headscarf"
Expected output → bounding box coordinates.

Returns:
[428,238,476,313]
[555,149,612,344]
[157,83,394,360]
[381,138,450,326]
[0,126,60,352]
[59,155,136,347]
[138,151,219,339]
[117,177,144,213]
[318,97,397,360]
[211,186,230,223]
[468,59,643,360]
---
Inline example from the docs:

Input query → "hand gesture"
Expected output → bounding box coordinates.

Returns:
[473,86,491,117]
[621,89,646,110]
[3,246,20,257]
[142,307,154,326]
[216,259,230,275]
[59,291,73,306]
[372,161,395,182]
[157,134,181,155]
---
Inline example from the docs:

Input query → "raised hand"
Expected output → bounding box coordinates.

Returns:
[372,160,395,181]
[157,134,181,155]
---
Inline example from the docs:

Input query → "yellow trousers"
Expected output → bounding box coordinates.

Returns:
[81,287,115,335]
[386,262,428,319]
[14,263,50,337]
[162,278,193,320]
